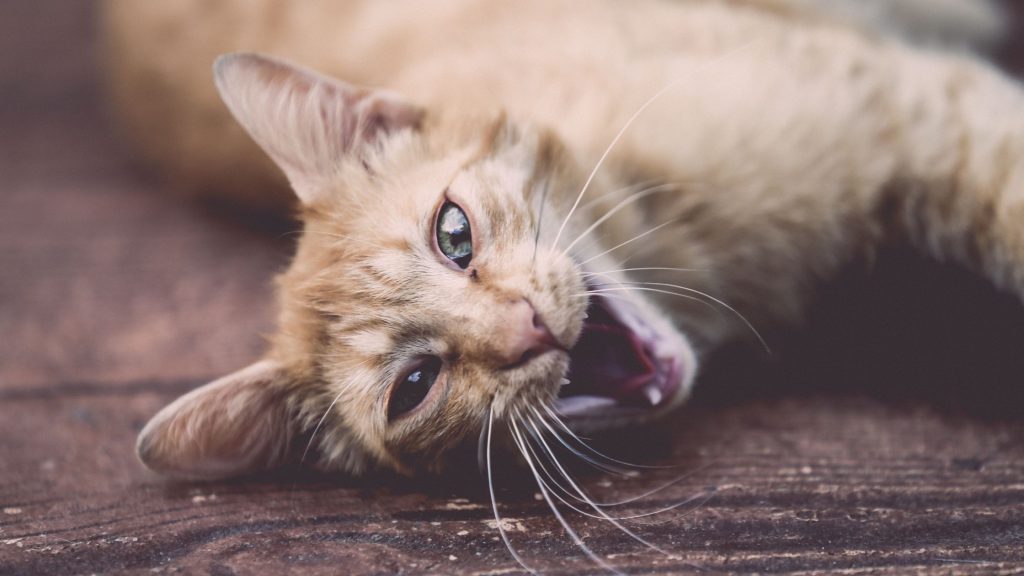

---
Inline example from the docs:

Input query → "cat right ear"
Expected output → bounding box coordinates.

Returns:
[213,52,424,205]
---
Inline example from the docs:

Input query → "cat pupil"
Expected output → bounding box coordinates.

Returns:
[388,357,442,419]
[436,201,473,269]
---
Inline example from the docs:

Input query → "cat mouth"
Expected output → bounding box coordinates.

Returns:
[554,290,688,426]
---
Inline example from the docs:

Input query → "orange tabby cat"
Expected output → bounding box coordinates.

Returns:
[108,0,1021,487]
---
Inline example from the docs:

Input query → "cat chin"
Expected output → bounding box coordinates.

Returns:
[552,286,697,432]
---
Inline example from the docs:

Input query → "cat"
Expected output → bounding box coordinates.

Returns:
[108,0,1023,568]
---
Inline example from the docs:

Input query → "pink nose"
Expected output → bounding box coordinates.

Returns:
[496,298,559,368]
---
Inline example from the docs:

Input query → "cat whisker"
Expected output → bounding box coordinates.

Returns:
[585,284,769,353]
[300,389,345,466]
[517,419,675,524]
[531,178,551,271]
[610,282,770,354]
[536,405,673,472]
[534,407,717,514]
[509,414,624,575]
[551,38,758,251]
[581,266,705,276]
[571,291,635,304]
[562,183,679,255]
[579,287,711,312]
[521,430,712,522]
[300,360,372,466]
[577,179,660,214]
[529,409,640,477]
[575,218,679,268]
[524,417,674,556]
[487,407,536,574]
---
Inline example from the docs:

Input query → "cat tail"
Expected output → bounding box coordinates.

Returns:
[787,0,1009,51]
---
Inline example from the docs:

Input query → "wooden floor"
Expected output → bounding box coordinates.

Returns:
[3,3,1024,574]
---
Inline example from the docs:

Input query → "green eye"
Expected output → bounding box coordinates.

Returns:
[388,357,442,420]
[436,201,473,269]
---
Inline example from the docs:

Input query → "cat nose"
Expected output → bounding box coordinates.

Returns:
[496,298,560,368]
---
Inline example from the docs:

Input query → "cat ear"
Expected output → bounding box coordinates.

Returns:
[136,360,296,480]
[213,52,424,205]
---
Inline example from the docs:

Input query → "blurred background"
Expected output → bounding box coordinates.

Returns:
[2,1,1024,574]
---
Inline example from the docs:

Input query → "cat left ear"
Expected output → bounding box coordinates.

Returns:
[136,360,297,480]
[213,52,424,205]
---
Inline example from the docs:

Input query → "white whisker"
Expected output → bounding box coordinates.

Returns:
[300,359,373,466]
[521,432,712,521]
[616,281,770,354]
[534,407,715,512]
[562,184,678,255]
[585,285,769,353]
[550,39,758,251]
[582,266,705,276]
[583,286,711,310]
[518,424,685,522]
[300,389,344,466]
[575,217,679,268]
[524,417,673,557]
[578,179,659,214]
[571,291,635,304]
[488,407,536,574]
[510,415,623,575]
[536,406,670,473]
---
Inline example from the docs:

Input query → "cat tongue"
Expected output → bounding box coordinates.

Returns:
[564,322,657,402]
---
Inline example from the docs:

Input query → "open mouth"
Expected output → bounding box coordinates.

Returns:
[554,290,686,424]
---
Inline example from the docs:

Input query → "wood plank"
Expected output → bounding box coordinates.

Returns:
[2,393,1023,574]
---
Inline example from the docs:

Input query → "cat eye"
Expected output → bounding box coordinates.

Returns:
[388,356,443,420]
[435,201,473,269]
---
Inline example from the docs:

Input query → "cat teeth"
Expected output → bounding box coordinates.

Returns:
[560,378,571,387]
[643,383,663,406]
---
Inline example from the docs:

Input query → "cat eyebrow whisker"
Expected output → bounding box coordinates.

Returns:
[577,179,659,215]
[509,415,624,575]
[561,183,679,255]
[581,266,705,276]
[550,38,758,251]
[575,217,679,268]
[487,407,536,574]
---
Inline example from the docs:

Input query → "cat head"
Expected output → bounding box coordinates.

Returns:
[136,54,697,479]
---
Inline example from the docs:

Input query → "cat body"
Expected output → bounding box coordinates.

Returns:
[106,0,1024,481]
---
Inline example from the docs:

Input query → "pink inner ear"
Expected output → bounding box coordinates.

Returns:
[359,93,425,139]
[136,360,294,480]
[213,53,424,205]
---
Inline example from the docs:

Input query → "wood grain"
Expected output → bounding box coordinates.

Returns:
[2,2,1024,574]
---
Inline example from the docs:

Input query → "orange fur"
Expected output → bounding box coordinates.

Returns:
[119,1,1024,478]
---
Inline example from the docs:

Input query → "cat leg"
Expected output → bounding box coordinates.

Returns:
[885,52,1024,303]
